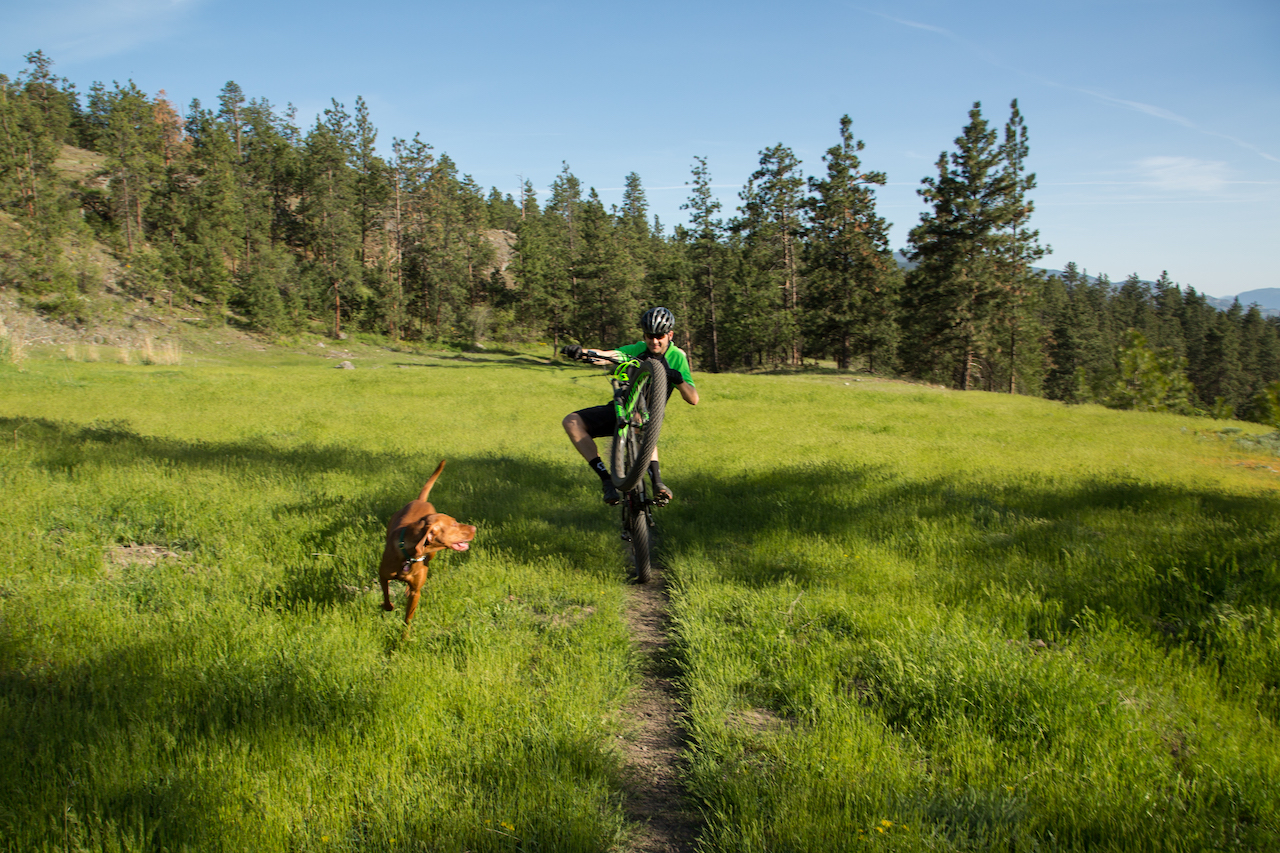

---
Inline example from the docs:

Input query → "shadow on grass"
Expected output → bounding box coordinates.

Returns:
[0,416,626,848]
[391,352,565,369]
[8,414,1276,641]
[0,628,383,850]
[664,461,1280,640]
[2,414,608,600]
[50,417,1245,647]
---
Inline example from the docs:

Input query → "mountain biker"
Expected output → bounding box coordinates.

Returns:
[561,306,699,505]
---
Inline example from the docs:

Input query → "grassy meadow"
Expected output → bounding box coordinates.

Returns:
[1,336,1278,852]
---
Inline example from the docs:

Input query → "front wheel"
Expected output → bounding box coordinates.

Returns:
[609,359,667,492]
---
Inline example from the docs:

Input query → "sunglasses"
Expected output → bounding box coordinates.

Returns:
[643,331,670,340]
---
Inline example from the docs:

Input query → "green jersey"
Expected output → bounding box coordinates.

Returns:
[618,341,695,387]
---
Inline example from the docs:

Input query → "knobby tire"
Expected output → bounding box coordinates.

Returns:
[609,358,667,493]
[626,488,652,584]
[620,408,654,584]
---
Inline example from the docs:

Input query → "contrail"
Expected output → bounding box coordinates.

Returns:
[857,5,1280,165]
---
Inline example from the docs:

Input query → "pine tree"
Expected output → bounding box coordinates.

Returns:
[485,187,520,231]
[352,96,389,267]
[1180,286,1214,403]
[151,91,185,169]
[0,74,39,217]
[156,99,240,309]
[297,100,361,336]
[509,179,569,343]
[643,230,695,355]
[457,172,495,318]
[682,156,726,371]
[903,102,1017,388]
[1041,269,1079,401]
[617,171,654,275]
[217,81,245,160]
[574,188,642,342]
[1200,303,1245,414]
[1079,272,1120,399]
[0,53,73,226]
[618,173,650,240]
[19,51,76,144]
[993,99,1048,393]
[733,143,805,367]
[1113,273,1156,338]
[543,162,584,338]
[0,55,82,302]
[1150,270,1185,355]
[801,116,898,372]
[98,81,166,254]
[1237,305,1280,420]
[1107,330,1196,414]
[414,153,464,338]
[241,97,301,252]
[389,134,435,339]
[351,96,392,329]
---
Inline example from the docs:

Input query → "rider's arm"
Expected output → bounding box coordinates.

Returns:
[676,382,699,405]
[585,348,623,365]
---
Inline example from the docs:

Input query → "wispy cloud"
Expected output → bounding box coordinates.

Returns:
[7,0,206,65]
[1137,156,1229,193]
[1071,88,1280,165]
[609,185,739,192]
[857,8,1007,67]
[858,6,1280,166]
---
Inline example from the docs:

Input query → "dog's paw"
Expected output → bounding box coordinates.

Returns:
[381,603,396,612]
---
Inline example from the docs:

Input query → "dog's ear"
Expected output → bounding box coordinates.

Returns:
[410,518,433,552]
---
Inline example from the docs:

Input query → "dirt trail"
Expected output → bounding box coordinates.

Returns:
[619,564,702,853]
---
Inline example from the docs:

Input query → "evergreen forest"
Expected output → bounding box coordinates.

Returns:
[3,51,1279,424]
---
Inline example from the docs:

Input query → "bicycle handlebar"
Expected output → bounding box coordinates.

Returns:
[561,345,624,365]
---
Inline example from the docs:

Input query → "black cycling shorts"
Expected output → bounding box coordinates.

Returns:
[572,404,616,439]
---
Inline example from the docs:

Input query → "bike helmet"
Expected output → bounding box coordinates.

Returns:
[640,306,675,337]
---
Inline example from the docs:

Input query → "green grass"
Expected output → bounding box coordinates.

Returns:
[658,373,1280,852]
[1,342,1278,851]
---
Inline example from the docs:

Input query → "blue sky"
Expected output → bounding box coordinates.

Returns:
[3,0,1277,298]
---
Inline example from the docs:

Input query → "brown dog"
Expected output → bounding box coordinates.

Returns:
[379,459,476,626]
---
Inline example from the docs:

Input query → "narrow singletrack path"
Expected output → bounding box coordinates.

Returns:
[618,563,702,853]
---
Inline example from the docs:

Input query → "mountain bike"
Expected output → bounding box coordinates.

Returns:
[563,347,668,583]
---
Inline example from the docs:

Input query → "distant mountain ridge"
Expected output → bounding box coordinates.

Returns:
[1228,288,1280,311]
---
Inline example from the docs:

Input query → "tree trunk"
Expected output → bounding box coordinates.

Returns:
[1008,323,1017,394]
[706,265,720,372]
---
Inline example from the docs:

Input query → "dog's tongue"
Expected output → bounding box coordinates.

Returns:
[451,542,470,551]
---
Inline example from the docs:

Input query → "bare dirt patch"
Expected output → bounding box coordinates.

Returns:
[105,543,186,567]
[618,563,702,853]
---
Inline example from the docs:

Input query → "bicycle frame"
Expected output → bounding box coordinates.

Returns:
[609,357,654,440]
[600,354,666,494]
[609,358,658,583]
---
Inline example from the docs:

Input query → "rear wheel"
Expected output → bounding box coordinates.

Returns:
[618,414,653,584]
[625,487,652,584]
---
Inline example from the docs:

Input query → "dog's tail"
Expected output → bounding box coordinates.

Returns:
[417,459,447,503]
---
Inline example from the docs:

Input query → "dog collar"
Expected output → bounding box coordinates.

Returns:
[396,529,418,561]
